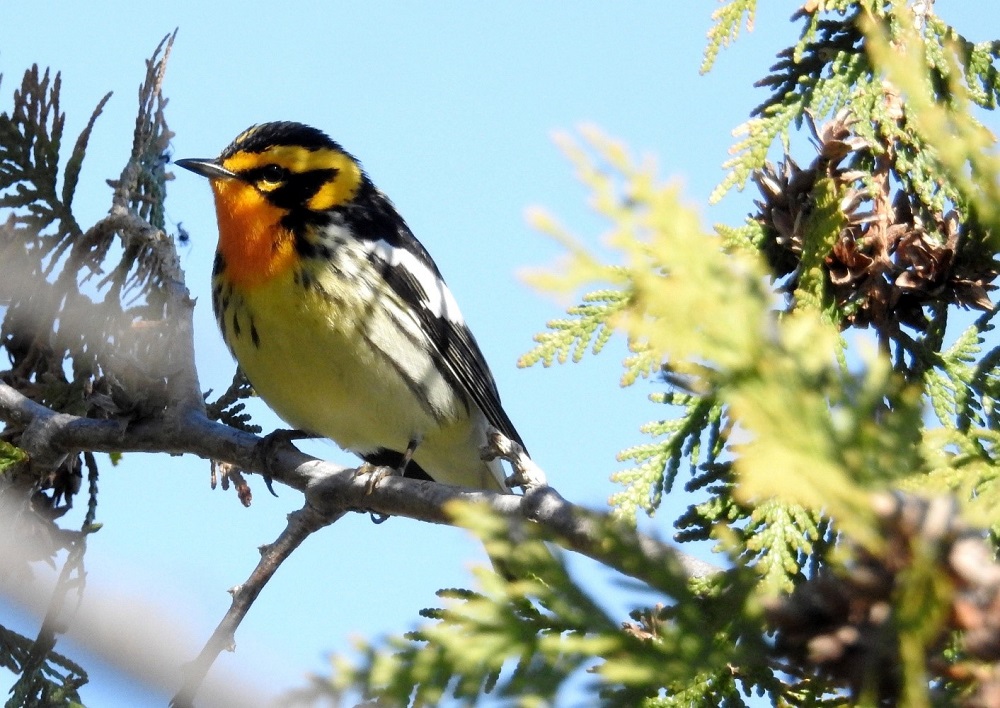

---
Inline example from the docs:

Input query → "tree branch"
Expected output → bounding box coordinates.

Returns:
[0,379,718,585]
[170,503,344,708]
[2,375,721,704]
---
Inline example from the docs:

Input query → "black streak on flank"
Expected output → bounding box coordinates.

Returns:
[211,283,223,314]
[232,309,242,339]
[250,318,261,348]
[213,252,226,276]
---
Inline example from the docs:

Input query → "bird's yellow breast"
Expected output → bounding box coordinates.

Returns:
[216,252,479,476]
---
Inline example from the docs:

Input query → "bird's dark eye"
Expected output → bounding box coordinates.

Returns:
[260,164,286,183]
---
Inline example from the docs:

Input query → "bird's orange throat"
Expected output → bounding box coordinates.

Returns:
[210,178,297,289]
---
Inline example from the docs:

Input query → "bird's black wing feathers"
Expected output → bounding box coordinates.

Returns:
[375,244,527,451]
[445,322,527,450]
[339,185,525,450]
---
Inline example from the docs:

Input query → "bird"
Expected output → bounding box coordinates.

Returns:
[174,121,527,495]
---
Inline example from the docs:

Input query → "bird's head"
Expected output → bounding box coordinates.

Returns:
[175,121,364,216]
[175,122,368,287]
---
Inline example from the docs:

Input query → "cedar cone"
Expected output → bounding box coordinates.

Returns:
[753,108,996,335]
[765,492,1000,705]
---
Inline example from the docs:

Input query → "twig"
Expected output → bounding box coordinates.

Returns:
[170,503,343,707]
[482,428,548,490]
[11,526,92,702]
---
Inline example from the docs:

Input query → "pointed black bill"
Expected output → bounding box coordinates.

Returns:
[173,157,237,180]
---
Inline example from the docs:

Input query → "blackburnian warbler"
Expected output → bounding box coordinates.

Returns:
[175,122,526,493]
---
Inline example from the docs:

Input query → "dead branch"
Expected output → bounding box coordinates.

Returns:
[170,503,345,708]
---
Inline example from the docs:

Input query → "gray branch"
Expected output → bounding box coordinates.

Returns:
[2,368,719,705]
[0,378,717,585]
[170,502,344,708]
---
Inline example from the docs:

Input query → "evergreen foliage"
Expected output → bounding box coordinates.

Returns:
[3,3,1000,706]
[0,35,176,706]
[296,4,1000,706]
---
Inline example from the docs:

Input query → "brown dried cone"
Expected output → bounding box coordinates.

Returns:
[764,492,1000,705]
[753,108,997,337]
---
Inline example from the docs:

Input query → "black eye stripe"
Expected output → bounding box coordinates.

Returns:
[242,165,339,187]
[251,167,342,213]
[295,168,339,199]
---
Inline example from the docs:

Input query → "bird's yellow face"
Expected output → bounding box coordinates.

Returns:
[176,123,363,289]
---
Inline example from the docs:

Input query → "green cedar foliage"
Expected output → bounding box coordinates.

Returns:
[2,4,1000,706]
[300,4,1000,707]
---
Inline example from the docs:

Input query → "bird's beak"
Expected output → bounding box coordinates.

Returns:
[173,157,238,181]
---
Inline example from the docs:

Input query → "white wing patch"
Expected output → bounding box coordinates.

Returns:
[366,239,465,326]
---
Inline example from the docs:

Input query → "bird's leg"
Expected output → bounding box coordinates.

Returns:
[351,439,422,524]
[397,437,419,476]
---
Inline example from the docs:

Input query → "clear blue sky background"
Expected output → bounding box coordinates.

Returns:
[1,3,998,706]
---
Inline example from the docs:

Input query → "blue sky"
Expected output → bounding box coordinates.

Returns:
[2,3,999,706]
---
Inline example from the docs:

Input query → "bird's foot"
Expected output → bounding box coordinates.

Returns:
[354,462,400,496]
[351,462,398,524]
[505,457,547,491]
[253,428,317,495]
